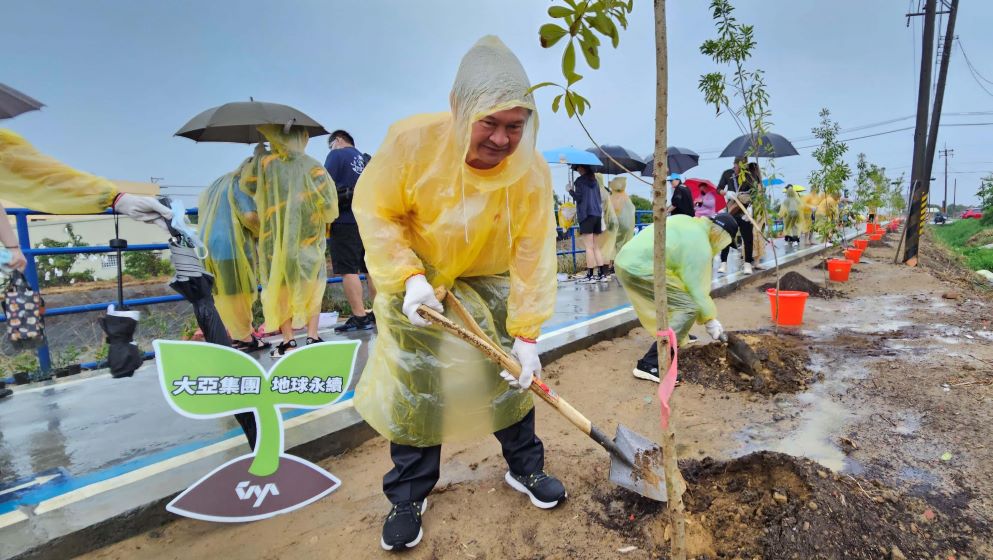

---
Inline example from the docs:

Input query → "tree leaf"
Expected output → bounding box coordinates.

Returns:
[564,91,576,117]
[581,39,600,69]
[548,5,572,18]
[562,40,583,85]
[552,94,563,113]
[540,23,568,48]
[527,81,560,95]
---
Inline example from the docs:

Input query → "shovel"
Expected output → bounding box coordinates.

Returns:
[418,288,667,502]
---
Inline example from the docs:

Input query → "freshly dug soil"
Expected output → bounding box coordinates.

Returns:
[812,259,862,273]
[678,332,817,394]
[590,452,986,559]
[756,271,840,298]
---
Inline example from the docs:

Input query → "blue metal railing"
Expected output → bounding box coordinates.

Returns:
[2,207,358,374]
[555,210,653,271]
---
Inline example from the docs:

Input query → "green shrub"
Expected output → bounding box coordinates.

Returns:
[123,251,174,279]
[35,224,90,288]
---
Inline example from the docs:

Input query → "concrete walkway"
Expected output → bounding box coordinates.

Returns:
[0,228,867,559]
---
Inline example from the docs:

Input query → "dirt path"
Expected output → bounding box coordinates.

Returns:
[82,236,993,559]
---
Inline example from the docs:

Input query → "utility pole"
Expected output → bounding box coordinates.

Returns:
[899,0,937,266]
[939,145,954,213]
[953,177,957,212]
[926,0,959,213]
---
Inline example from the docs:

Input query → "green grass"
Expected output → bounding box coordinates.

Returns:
[932,220,993,271]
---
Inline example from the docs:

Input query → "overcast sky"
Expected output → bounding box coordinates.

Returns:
[3,0,992,207]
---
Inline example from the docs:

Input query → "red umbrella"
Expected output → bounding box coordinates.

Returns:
[684,178,726,216]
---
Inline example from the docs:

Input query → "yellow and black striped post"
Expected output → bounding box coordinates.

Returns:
[901,182,928,266]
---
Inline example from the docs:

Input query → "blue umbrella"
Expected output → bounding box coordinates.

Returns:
[762,178,785,187]
[542,146,603,166]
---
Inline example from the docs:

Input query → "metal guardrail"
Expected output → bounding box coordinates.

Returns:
[1,207,358,373]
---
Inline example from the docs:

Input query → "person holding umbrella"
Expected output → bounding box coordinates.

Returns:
[569,163,608,283]
[669,174,695,217]
[353,36,565,551]
[242,125,338,358]
[715,156,759,275]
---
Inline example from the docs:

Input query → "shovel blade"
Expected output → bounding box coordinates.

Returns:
[608,425,668,502]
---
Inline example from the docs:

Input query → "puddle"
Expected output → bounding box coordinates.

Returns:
[736,353,869,473]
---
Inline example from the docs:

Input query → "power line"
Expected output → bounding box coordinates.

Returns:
[956,38,993,97]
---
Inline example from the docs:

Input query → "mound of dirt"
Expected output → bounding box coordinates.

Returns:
[757,271,840,298]
[812,259,862,273]
[678,332,817,394]
[590,452,987,559]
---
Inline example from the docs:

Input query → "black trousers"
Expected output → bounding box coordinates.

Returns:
[720,214,754,263]
[383,408,544,504]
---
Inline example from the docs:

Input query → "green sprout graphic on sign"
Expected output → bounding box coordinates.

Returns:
[154,339,359,522]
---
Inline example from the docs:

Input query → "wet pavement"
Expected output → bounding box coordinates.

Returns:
[0,232,844,495]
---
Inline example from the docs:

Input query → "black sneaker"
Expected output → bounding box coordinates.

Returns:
[269,339,297,359]
[381,499,427,551]
[504,470,566,509]
[633,360,660,383]
[334,315,373,333]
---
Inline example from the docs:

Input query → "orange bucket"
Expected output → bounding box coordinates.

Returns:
[865,223,875,233]
[827,258,853,282]
[869,233,883,241]
[853,239,869,251]
[844,247,862,264]
[767,289,809,326]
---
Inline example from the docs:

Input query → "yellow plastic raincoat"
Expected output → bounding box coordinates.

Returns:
[0,129,117,213]
[779,186,806,238]
[814,194,840,235]
[353,36,556,447]
[243,125,337,330]
[557,200,577,230]
[610,177,636,253]
[615,215,731,344]
[597,177,619,262]
[199,147,265,340]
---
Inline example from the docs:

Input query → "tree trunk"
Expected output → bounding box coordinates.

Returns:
[652,1,687,558]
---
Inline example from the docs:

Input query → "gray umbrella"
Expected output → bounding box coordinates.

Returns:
[641,146,701,176]
[720,132,798,158]
[175,100,328,143]
[584,145,645,175]
[0,83,44,120]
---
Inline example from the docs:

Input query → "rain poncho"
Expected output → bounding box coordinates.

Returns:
[199,147,264,340]
[353,36,556,447]
[610,177,636,253]
[243,125,337,330]
[615,215,731,344]
[814,194,840,236]
[597,176,619,261]
[0,129,117,213]
[779,187,807,238]
[557,200,577,230]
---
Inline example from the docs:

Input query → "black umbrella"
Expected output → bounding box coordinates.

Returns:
[163,203,257,448]
[585,145,645,175]
[100,214,142,378]
[720,132,798,158]
[641,146,701,176]
[0,83,43,120]
[175,100,328,144]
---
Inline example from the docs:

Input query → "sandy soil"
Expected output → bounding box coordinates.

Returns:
[81,233,993,559]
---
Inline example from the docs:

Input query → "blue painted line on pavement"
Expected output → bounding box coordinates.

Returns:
[0,389,355,515]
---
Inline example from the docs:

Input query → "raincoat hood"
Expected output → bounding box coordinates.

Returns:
[448,35,538,192]
[257,124,308,158]
[609,176,627,194]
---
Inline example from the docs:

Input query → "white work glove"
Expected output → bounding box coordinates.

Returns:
[113,194,174,232]
[705,318,724,341]
[500,338,541,393]
[401,274,443,327]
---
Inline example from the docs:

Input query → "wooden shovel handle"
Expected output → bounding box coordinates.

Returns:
[416,304,593,436]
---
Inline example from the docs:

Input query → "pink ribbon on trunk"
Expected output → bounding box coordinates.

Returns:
[656,328,679,429]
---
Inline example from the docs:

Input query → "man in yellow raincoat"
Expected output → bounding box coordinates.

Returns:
[353,36,564,551]
[780,185,807,247]
[241,125,337,358]
[615,213,737,382]
[0,129,174,265]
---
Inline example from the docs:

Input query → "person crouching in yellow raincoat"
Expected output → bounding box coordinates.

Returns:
[242,125,337,358]
[353,36,564,551]
[615,213,737,382]
[199,144,268,352]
